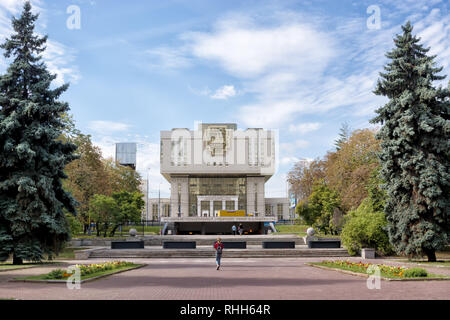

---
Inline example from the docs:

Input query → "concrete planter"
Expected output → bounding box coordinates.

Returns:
[361,248,376,259]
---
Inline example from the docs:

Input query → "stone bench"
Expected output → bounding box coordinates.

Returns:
[220,242,247,249]
[163,241,196,249]
[262,241,295,249]
[111,241,144,249]
[307,240,341,248]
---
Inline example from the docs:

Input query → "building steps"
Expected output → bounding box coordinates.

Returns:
[71,235,312,247]
[86,247,350,259]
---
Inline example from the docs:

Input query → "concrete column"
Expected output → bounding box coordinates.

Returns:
[234,199,238,210]
[246,177,256,214]
[170,180,178,217]
[210,201,214,217]
[257,177,265,217]
[201,223,206,235]
[222,200,226,210]
[197,200,201,217]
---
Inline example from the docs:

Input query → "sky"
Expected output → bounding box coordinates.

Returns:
[0,0,449,198]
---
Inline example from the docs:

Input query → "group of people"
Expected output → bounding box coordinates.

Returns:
[231,223,244,236]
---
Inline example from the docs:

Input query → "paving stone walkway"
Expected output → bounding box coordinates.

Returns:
[0,257,449,300]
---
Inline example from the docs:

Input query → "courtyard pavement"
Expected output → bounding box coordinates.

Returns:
[0,257,449,300]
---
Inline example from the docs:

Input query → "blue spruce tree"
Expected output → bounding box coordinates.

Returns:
[371,22,450,262]
[0,2,78,264]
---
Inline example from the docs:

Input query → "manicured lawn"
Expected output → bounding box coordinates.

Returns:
[309,260,450,280]
[14,261,144,282]
[396,259,450,268]
[275,224,308,236]
[0,264,34,271]
[121,225,161,234]
[53,247,90,260]
[0,262,57,271]
[74,226,161,238]
[275,224,338,238]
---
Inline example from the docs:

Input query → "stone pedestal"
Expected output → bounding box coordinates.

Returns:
[361,248,376,259]
[303,235,318,245]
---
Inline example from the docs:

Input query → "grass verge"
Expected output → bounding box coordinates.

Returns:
[275,224,339,238]
[0,262,60,272]
[307,260,450,281]
[13,262,144,283]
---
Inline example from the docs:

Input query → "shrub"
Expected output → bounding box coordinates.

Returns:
[341,198,393,256]
[65,213,83,237]
[403,268,428,278]
[45,269,65,279]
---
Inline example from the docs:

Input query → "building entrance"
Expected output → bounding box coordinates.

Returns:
[197,195,239,217]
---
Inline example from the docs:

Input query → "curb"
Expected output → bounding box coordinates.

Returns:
[10,264,146,284]
[0,262,66,273]
[305,263,450,281]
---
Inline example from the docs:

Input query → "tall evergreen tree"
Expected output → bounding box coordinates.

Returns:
[370,22,450,262]
[334,122,351,151]
[0,2,78,264]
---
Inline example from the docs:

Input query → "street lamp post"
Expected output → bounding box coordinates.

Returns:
[158,183,161,236]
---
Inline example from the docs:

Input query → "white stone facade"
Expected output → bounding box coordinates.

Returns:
[158,123,289,227]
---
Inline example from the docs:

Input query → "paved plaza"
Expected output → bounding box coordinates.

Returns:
[0,257,449,300]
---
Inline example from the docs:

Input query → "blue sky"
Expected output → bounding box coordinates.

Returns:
[0,0,449,198]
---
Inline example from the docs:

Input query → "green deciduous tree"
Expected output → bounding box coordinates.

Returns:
[0,2,78,264]
[370,22,450,262]
[109,191,145,236]
[88,195,120,237]
[63,133,109,232]
[341,198,392,256]
[296,180,342,234]
[325,129,381,211]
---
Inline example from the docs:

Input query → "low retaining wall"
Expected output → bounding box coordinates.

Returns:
[69,235,317,247]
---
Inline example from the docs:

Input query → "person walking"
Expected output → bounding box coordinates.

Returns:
[214,237,224,270]
[239,223,244,236]
[232,224,237,235]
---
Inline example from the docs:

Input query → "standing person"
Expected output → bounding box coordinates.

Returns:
[232,224,237,235]
[239,223,244,236]
[214,238,224,270]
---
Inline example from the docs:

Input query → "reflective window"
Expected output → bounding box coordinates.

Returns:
[188,177,247,216]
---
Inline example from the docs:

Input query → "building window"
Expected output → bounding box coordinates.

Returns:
[265,204,272,216]
[188,177,247,216]
[277,203,284,220]
[152,204,159,220]
[254,183,258,214]
[163,204,170,217]
[225,201,234,210]
[178,183,181,216]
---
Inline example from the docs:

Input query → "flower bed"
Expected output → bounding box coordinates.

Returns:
[45,261,135,279]
[311,260,447,280]
[13,261,143,283]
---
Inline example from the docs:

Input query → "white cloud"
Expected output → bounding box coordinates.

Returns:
[0,0,41,14]
[414,8,450,83]
[145,46,191,69]
[43,40,81,86]
[0,0,80,86]
[183,17,336,79]
[280,156,300,165]
[210,85,236,100]
[289,122,321,134]
[238,100,304,128]
[88,121,132,134]
[281,139,309,151]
